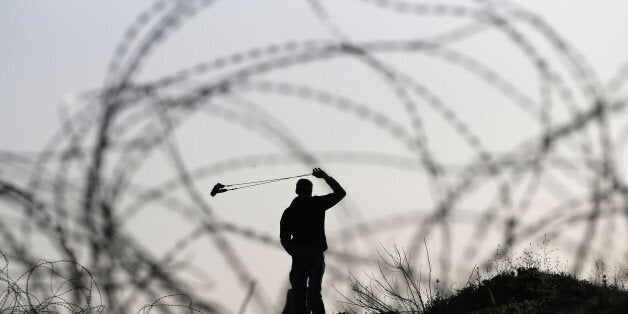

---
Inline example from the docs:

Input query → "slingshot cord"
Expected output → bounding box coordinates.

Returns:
[223,173,311,191]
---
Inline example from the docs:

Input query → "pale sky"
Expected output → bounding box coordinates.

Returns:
[2,1,628,312]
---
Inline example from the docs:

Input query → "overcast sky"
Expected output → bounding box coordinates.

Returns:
[2,1,628,150]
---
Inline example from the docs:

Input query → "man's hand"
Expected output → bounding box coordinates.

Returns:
[312,168,330,179]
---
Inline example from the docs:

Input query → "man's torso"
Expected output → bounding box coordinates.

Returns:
[284,196,328,253]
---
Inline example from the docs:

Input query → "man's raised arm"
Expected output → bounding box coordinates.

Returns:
[312,168,346,209]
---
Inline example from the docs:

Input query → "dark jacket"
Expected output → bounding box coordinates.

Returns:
[280,176,345,257]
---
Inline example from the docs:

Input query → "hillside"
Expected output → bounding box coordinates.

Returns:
[424,267,628,313]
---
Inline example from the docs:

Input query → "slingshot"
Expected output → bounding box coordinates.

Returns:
[210,172,311,197]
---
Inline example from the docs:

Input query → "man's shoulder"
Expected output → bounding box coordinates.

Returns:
[310,195,331,209]
[310,195,326,202]
[312,194,336,202]
[313,193,333,199]
[286,196,327,210]
[282,198,299,213]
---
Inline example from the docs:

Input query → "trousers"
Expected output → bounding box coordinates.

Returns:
[282,253,325,314]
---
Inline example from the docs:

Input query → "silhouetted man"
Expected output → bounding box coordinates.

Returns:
[281,168,346,314]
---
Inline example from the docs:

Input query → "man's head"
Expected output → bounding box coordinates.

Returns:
[295,178,313,197]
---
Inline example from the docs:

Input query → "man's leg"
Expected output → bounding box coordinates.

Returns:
[289,258,308,314]
[306,254,325,314]
[282,288,293,314]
